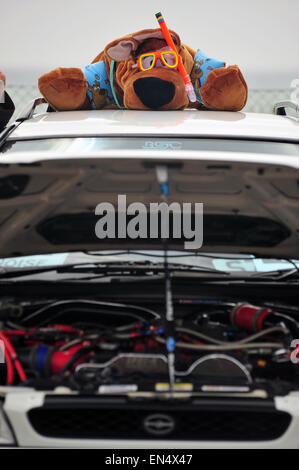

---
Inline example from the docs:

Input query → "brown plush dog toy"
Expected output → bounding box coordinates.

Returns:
[38,28,248,112]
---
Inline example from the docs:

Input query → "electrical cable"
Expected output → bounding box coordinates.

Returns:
[0,332,27,382]
[155,336,284,351]
[59,335,98,351]
[21,299,159,325]
[176,325,289,345]
[1,343,14,385]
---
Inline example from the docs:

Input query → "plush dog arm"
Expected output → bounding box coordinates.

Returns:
[38,68,88,111]
[199,66,248,111]
[190,50,247,111]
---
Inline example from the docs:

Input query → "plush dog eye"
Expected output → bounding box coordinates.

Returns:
[141,55,155,70]
[162,53,177,66]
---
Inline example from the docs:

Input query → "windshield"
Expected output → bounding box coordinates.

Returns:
[2,137,299,155]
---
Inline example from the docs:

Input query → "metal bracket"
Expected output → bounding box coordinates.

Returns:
[0,98,47,149]
[0,122,21,150]
[273,100,299,119]
[16,97,47,122]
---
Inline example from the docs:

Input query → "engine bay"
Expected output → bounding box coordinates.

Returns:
[1,296,299,396]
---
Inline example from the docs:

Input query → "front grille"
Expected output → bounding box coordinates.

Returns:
[27,397,291,441]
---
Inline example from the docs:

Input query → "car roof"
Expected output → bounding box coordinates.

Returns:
[7,109,299,143]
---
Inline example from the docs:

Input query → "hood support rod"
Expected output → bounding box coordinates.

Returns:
[155,164,176,393]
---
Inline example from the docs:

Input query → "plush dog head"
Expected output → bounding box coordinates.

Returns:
[92,28,195,110]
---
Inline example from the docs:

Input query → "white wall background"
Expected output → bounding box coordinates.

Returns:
[1,0,298,88]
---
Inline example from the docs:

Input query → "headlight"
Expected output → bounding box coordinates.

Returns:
[0,402,15,445]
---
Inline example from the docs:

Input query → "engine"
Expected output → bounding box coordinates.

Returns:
[1,298,299,393]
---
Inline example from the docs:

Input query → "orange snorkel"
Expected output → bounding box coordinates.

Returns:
[155,12,197,102]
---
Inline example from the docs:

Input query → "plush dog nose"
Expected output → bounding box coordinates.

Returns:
[134,77,175,108]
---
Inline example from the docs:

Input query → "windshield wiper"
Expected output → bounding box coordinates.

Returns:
[85,250,258,260]
[250,267,299,281]
[0,260,230,280]
[58,262,229,274]
[2,261,299,283]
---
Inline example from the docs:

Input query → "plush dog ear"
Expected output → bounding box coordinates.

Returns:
[105,28,181,62]
[106,39,138,61]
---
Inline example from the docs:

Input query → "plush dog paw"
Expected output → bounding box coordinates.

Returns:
[200,65,248,111]
[38,68,87,110]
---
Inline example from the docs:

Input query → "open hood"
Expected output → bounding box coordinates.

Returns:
[0,154,299,259]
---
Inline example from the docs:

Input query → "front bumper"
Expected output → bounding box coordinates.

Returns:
[2,390,299,448]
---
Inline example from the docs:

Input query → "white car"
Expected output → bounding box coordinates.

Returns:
[0,101,299,448]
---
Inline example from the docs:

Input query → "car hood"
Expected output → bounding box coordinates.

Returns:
[8,110,299,142]
[0,153,298,259]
